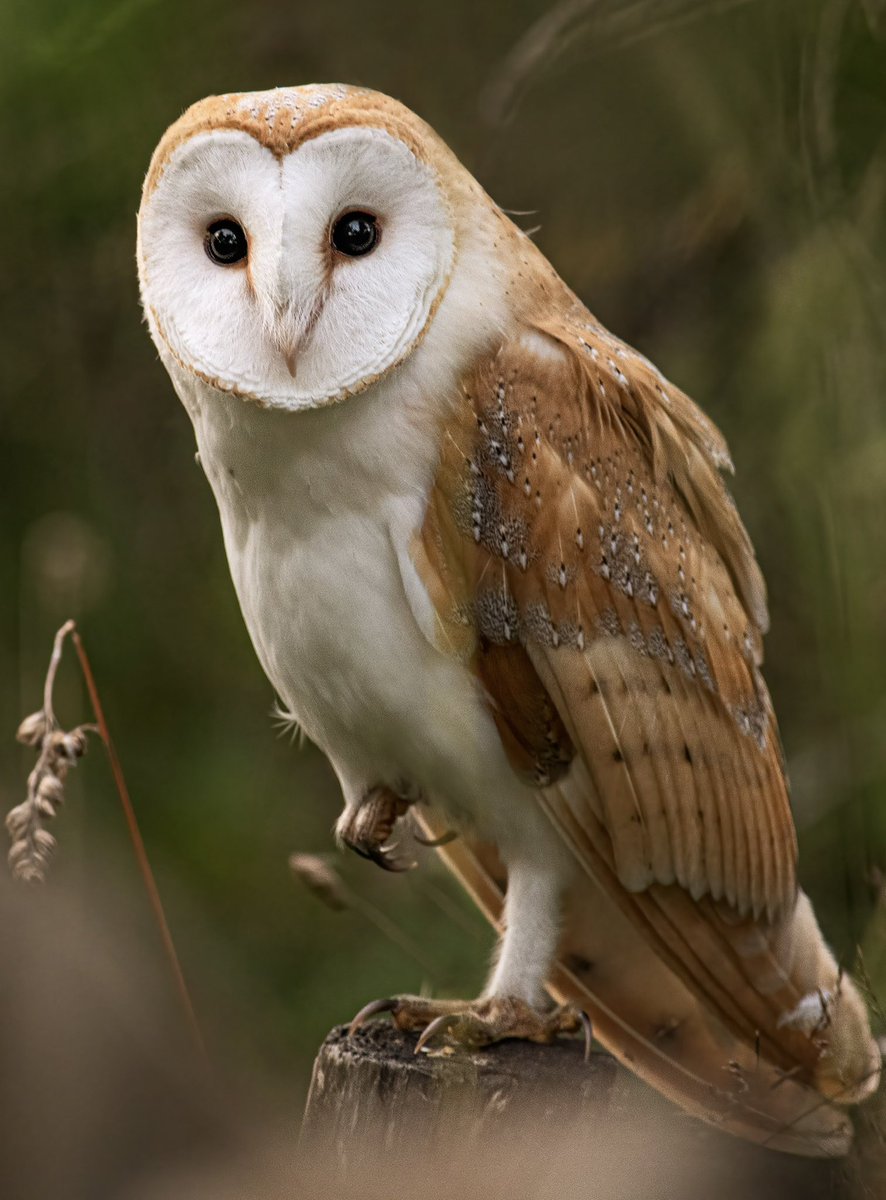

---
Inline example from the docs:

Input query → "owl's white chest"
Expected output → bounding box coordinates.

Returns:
[172,366,537,849]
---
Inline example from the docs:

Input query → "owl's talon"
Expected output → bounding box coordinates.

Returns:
[414,1012,461,1054]
[337,787,417,871]
[579,1010,593,1063]
[413,828,459,847]
[347,994,591,1058]
[348,996,398,1036]
[367,843,416,872]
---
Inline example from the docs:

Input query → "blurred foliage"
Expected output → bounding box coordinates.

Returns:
[1,0,885,1121]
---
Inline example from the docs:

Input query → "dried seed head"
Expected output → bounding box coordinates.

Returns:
[288,853,350,912]
[46,730,71,756]
[8,843,43,883]
[5,802,32,841]
[61,728,90,761]
[34,793,57,819]
[16,711,47,746]
[9,715,92,884]
[8,825,56,883]
[37,772,64,809]
[32,827,55,856]
[7,622,96,884]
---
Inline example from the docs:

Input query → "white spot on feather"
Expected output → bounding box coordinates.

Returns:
[778,990,834,1033]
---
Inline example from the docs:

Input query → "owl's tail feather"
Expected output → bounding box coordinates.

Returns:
[762,890,881,1105]
[423,814,880,1157]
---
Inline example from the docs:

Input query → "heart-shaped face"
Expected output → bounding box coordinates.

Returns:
[137,86,455,410]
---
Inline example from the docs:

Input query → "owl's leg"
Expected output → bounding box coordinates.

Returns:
[484,857,563,1006]
[348,859,591,1056]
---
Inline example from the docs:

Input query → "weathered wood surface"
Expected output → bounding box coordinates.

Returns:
[300,1023,848,1199]
[301,1021,616,1170]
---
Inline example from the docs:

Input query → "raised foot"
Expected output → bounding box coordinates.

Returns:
[349,995,592,1060]
[335,787,415,872]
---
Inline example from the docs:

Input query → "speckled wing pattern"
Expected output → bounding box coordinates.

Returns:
[421,306,796,922]
[414,305,873,1153]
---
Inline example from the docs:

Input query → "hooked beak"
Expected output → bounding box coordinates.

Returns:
[264,287,325,383]
[270,302,321,381]
[270,321,300,379]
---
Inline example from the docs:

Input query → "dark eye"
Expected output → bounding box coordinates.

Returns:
[205,219,248,265]
[330,211,379,257]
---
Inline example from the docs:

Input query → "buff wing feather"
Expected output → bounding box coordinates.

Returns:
[422,310,795,920]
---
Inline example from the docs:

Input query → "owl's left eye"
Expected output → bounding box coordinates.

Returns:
[330,211,379,258]
[205,219,248,265]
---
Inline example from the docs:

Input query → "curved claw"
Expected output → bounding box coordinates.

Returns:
[579,1010,594,1064]
[348,997,398,1037]
[413,828,459,848]
[415,1012,463,1055]
[345,840,415,872]
[367,843,416,872]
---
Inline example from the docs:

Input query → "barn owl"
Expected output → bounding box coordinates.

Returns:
[137,83,880,1155]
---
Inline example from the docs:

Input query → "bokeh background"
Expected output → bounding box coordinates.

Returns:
[2,0,885,1193]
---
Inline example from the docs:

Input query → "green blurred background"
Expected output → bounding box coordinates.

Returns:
[2,0,885,1117]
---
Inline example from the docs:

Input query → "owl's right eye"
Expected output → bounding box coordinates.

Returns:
[205,219,248,265]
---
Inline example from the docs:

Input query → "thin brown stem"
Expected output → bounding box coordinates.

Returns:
[69,627,208,1065]
[355,893,441,983]
[43,618,75,726]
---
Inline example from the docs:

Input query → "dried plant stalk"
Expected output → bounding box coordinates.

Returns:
[289,853,350,912]
[7,620,96,881]
[8,619,207,1061]
[480,0,757,129]
[289,851,441,980]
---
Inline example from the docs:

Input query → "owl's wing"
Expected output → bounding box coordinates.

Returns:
[414,312,879,1153]
[420,312,794,920]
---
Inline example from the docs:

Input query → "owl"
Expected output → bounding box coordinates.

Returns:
[137,84,879,1155]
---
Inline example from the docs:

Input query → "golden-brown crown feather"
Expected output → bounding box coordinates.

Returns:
[142,83,465,200]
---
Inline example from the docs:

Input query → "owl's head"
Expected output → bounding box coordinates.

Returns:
[137,85,480,410]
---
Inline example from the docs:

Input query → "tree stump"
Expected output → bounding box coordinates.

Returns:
[300,1023,850,1200]
[301,1020,616,1172]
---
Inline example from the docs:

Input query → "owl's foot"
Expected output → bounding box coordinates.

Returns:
[348,995,592,1059]
[336,786,415,872]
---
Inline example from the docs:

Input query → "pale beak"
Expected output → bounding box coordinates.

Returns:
[268,292,323,381]
[272,325,300,378]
